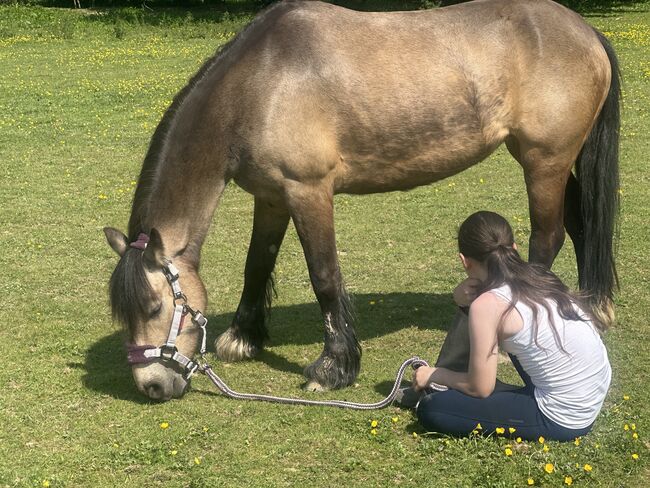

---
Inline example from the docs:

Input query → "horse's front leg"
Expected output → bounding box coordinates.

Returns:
[287,185,361,391]
[215,197,290,362]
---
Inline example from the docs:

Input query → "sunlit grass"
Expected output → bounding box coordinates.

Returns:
[0,2,648,486]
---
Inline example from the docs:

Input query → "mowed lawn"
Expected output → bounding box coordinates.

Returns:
[0,2,648,486]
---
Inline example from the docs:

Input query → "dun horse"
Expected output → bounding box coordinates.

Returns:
[104,0,620,401]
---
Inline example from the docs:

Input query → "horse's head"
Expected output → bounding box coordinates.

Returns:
[104,228,207,401]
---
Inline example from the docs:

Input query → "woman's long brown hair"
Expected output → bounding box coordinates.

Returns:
[458,211,606,351]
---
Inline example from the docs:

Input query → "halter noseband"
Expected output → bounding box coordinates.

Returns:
[125,261,208,379]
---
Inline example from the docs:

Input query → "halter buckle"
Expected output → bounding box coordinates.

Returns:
[160,344,177,362]
[184,361,199,379]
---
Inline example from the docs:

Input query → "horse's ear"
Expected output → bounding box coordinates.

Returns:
[104,227,128,257]
[143,228,166,267]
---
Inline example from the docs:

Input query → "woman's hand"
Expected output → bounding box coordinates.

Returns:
[413,365,437,391]
[453,277,482,307]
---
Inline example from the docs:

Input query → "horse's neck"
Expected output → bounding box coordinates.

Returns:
[127,48,231,259]
[128,141,228,260]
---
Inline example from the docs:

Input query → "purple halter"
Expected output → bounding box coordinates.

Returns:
[129,233,150,251]
[123,241,208,378]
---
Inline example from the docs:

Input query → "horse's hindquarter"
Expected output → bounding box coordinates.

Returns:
[223,0,608,196]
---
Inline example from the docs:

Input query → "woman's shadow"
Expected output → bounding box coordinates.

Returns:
[77,292,456,401]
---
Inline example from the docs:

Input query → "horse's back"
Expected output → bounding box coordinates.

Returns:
[197,0,611,194]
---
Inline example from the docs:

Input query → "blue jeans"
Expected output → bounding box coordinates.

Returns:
[416,355,593,441]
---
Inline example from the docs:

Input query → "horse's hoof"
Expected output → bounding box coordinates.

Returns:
[214,329,260,362]
[303,380,329,392]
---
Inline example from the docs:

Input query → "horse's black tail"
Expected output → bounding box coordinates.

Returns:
[571,30,621,328]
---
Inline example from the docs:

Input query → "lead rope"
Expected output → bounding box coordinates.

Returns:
[197,356,428,410]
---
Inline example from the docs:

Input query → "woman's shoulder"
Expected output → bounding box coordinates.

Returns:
[470,290,510,315]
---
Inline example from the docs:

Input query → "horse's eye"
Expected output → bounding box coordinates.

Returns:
[150,303,163,318]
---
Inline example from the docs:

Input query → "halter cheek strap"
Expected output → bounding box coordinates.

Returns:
[125,261,208,379]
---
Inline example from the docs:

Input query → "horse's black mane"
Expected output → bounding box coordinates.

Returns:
[109,248,153,334]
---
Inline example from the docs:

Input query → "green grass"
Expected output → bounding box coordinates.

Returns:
[1,2,649,486]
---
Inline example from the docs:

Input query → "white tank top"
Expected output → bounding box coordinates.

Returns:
[491,284,611,429]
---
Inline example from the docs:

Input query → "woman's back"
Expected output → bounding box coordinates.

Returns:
[491,284,611,429]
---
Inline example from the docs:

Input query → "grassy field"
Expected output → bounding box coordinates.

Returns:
[1,1,649,486]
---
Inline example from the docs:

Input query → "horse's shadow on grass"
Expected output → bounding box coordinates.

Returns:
[80,292,456,401]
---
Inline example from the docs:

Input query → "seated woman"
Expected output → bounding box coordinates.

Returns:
[412,211,611,441]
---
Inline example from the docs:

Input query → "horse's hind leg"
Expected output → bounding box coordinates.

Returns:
[215,197,290,362]
[286,185,361,391]
[563,172,586,283]
[507,138,580,267]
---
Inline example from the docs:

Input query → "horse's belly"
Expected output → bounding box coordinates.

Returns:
[335,147,493,195]
[333,119,501,194]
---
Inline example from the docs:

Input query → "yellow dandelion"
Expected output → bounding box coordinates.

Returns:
[475,423,483,430]
[632,432,639,439]
[413,432,418,438]
[509,427,516,434]
[624,424,629,431]
[370,420,378,428]
[574,438,581,446]
[194,457,201,465]
[516,437,522,443]
[632,453,639,460]
[504,448,513,456]
[391,416,399,423]
[203,427,209,432]
[480,178,485,184]
[538,436,545,444]
[527,478,535,486]
[584,464,593,472]
[98,194,108,200]
[370,428,377,435]
[160,422,169,429]
[630,423,636,430]
[564,476,573,485]
[496,427,505,435]
[170,450,178,456]
[544,463,554,474]
[623,394,630,400]
[42,481,50,488]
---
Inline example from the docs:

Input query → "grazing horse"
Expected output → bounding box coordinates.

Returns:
[104,0,620,401]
